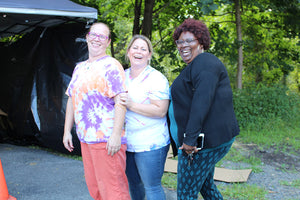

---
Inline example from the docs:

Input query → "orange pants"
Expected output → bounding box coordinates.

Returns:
[80,142,130,200]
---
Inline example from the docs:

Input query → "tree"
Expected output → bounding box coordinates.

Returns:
[234,0,243,89]
[142,0,155,38]
[133,0,142,35]
[72,0,299,90]
[198,0,299,88]
[132,0,155,39]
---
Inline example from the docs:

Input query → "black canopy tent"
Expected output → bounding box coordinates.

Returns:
[0,0,97,37]
[0,0,97,155]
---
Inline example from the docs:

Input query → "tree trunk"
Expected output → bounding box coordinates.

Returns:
[235,0,243,89]
[133,0,142,35]
[141,0,155,39]
[110,39,114,57]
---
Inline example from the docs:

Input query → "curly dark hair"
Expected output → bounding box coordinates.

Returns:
[173,18,211,50]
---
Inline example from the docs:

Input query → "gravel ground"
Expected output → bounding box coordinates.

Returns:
[217,142,300,200]
[2,142,299,200]
[218,160,300,200]
[249,165,300,199]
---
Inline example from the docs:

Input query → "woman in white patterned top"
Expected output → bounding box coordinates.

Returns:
[119,35,170,200]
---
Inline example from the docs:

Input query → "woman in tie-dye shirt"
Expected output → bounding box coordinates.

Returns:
[119,35,170,200]
[63,22,130,200]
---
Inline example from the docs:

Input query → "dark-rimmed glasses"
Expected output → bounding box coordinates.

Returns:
[88,32,109,41]
[175,39,197,46]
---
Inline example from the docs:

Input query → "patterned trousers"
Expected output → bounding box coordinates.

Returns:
[177,139,234,200]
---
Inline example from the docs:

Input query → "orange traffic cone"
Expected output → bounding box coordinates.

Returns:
[0,159,16,200]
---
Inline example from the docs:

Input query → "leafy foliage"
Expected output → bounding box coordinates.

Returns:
[70,0,300,91]
[233,84,300,128]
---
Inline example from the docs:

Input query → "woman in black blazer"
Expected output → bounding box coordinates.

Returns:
[168,18,240,200]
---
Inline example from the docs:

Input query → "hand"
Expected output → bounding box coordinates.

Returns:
[63,131,74,152]
[106,134,121,156]
[119,92,133,110]
[179,143,198,154]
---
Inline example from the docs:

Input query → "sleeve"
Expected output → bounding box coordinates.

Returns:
[183,56,220,146]
[148,71,169,100]
[65,64,80,97]
[105,59,127,98]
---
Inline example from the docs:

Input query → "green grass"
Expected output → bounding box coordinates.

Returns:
[216,145,263,173]
[238,116,300,152]
[218,183,268,200]
[279,179,300,188]
[162,172,177,190]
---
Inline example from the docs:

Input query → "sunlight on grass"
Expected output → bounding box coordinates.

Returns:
[162,172,177,190]
[219,183,268,200]
[279,179,300,188]
[216,145,263,173]
[223,146,261,165]
[239,117,300,152]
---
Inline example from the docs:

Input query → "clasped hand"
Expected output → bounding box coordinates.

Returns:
[179,143,198,155]
[118,92,132,109]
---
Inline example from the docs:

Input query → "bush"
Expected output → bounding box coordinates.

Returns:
[233,84,300,129]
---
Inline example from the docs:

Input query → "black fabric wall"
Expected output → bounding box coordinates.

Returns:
[0,22,88,155]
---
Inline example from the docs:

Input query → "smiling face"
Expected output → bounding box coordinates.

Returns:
[176,31,202,64]
[86,23,111,61]
[127,38,152,68]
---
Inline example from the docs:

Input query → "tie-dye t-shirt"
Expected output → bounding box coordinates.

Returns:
[66,55,127,144]
[125,65,170,152]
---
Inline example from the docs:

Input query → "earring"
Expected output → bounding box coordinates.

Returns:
[198,45,203,53]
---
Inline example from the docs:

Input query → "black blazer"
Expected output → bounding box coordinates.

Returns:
[170,53,239,155]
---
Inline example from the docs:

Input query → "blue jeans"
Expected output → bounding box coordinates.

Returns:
[126,144,170,200]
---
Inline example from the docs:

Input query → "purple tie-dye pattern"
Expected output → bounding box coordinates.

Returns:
[66,56,127,144]
[67,62,88,97]
[96,55,109,62]
[106,67,124,94]
[79,91,115,131]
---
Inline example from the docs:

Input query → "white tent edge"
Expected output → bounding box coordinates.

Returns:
[0,7,97,19]
[0,0,98,37]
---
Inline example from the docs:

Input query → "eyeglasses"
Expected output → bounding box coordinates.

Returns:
[88,32,109,41]
[175,39,197,46]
